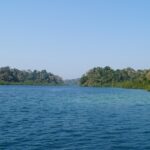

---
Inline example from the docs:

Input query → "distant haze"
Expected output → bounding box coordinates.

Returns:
[0,0,150,79]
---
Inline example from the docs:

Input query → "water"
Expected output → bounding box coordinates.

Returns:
[0,86,150,150]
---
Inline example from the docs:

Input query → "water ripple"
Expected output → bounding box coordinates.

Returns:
[0,86,150,149]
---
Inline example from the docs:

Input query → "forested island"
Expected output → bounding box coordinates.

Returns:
[80,66,150,91]
[0,67,63,85]
[1,66,150,91]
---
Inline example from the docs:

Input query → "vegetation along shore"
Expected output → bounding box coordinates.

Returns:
[0,67,63,85]
[0,66,150,91]
[80,66,150,91]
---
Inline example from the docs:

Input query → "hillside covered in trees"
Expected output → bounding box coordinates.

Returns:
[0,67,64,85]
[80,66,150,90]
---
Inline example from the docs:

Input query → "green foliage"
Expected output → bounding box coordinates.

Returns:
[0,67,64,85]
[80,66,150,91]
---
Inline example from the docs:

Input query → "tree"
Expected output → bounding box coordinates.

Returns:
[0,67,64,85]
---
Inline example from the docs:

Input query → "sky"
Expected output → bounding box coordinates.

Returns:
[0,0,150,79]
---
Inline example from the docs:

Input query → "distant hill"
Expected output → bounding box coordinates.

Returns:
[80,66,150,91]
[0,67,64,85]
[64,78,80,86]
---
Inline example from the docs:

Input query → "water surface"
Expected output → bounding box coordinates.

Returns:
[0,86,150,150]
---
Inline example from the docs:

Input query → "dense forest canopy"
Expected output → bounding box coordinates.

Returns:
[0,67,64,85]
[80,66,150,90]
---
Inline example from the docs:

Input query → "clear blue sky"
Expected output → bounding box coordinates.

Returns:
[0,0,150,79]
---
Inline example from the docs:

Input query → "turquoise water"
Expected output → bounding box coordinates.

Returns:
[0,86,150,150]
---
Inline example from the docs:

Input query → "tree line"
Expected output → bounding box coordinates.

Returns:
[0,67,63,85]
[80,66,150,90]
